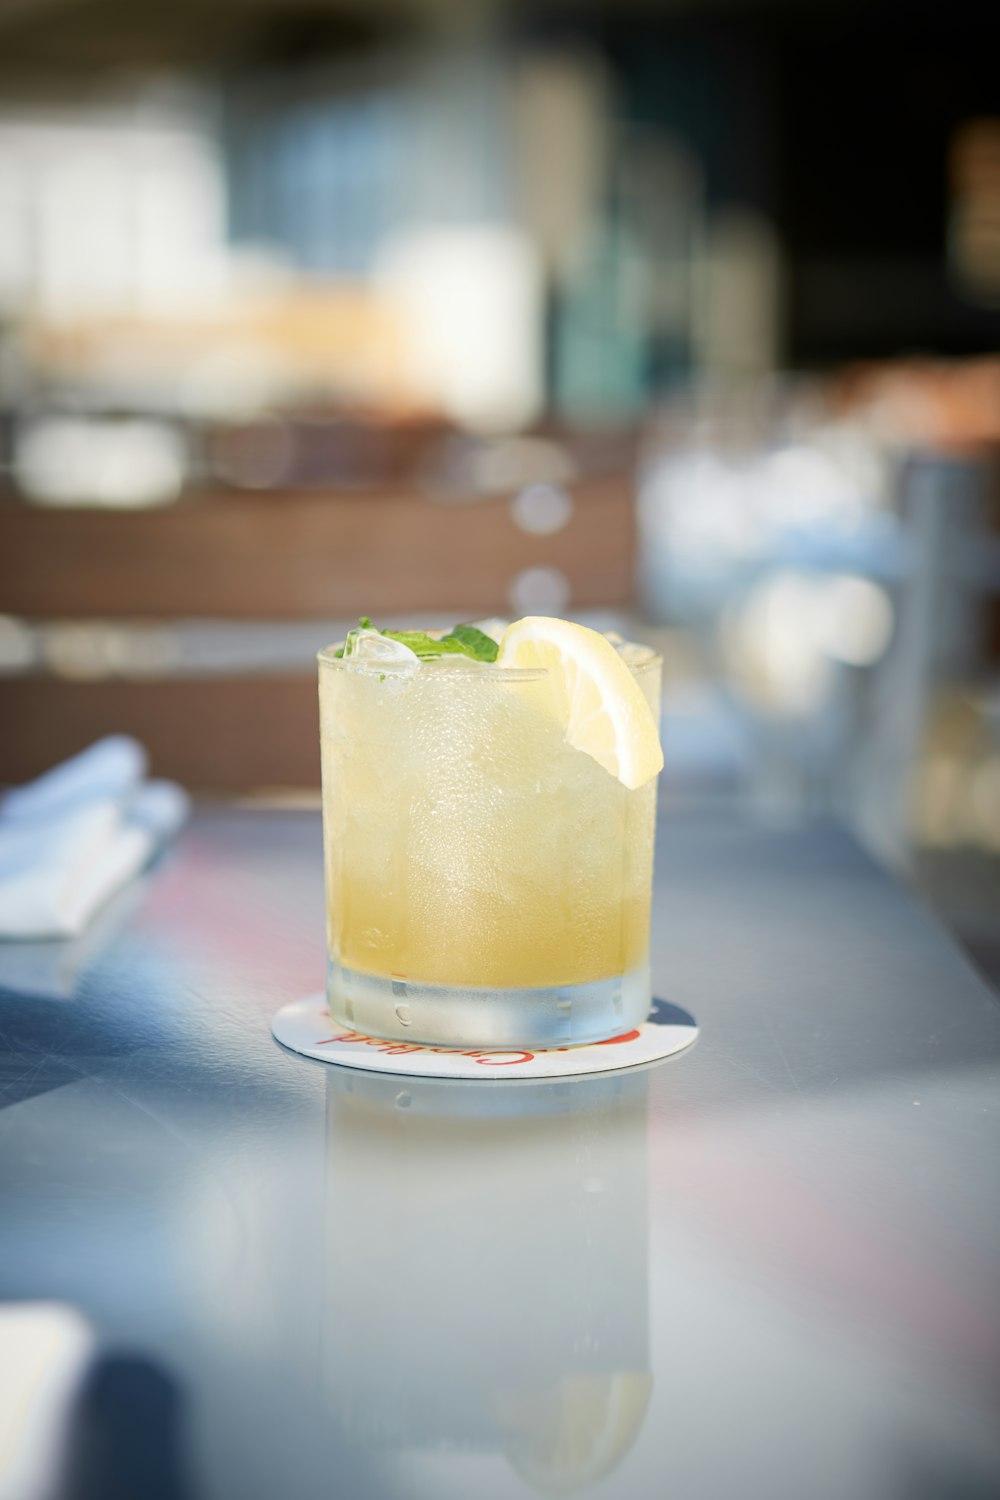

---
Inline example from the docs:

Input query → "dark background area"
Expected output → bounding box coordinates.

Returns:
[0,0,998,974]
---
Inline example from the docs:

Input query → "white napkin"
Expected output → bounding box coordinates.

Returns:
[0,875,147,1000]
[0,1303,95,1500]
[0,737,189,940]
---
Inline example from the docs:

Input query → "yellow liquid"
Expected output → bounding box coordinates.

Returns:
[319,652,660,991]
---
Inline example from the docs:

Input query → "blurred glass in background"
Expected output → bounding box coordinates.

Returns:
[0,0,998,978]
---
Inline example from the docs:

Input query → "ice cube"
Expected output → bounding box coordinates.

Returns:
[343,629,419,669]
[617,640,652,664]
[601,629,655,664]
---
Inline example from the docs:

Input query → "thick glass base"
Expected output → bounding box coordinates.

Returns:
[327,957,652,1049]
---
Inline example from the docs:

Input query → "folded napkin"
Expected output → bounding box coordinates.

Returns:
[0,1303,95,1500]
[0,737,189,940]
[0,876,147,1001]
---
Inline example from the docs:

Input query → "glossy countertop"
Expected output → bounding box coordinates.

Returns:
[1,809,999,1500]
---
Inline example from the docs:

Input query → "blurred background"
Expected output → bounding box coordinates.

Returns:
[0,0,998,978]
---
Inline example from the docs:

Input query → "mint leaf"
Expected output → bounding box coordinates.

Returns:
[334,619,499,662]
[439,624,499,661]
[380,628,463,659]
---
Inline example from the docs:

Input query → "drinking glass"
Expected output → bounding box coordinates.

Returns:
[318,644,661,1047]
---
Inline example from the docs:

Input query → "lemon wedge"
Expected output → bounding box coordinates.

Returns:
[505,1372,654,1494]
[497,617,663,789]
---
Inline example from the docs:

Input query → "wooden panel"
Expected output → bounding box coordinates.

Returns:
[0,480,635,620]
[0,677,321,792]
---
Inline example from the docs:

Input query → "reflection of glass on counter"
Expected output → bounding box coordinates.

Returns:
[324,1069,652,1493]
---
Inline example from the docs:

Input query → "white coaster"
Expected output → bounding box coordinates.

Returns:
[272,995,698,1080]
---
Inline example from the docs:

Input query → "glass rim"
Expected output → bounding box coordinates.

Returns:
[317,641,663,679]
